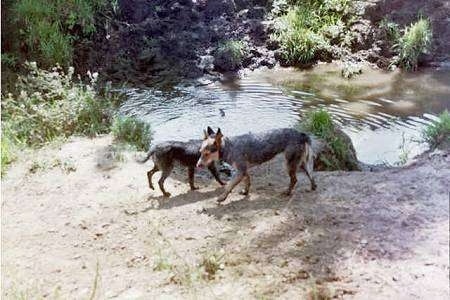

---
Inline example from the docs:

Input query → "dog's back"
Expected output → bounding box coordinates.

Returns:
[151,140,201,166]
[224,128,311,165]
[141,139,202,166]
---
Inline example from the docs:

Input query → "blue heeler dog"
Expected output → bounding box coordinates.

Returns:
[140,140,225,197]
[196,127,316,203]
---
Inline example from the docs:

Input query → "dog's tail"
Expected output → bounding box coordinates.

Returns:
[136,148,154,164]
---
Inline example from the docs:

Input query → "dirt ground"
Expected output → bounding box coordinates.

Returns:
[2,135,449,299]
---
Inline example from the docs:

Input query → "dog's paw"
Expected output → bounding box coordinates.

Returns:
[239,189,249,196]
[190,186,200,191]
[216,194,227,203]
[163,192,171,198]
[281,190,292,197]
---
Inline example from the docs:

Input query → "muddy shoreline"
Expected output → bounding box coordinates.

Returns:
[75,0,450,87]
[2,134,449,298]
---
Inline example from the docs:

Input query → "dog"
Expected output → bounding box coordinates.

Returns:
[196,127,316,203]
[139,140,225,197]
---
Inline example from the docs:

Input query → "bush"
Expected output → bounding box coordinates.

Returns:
[112,116,152,151]
[272,0,353,65]
[214,40,248,71]
[395,18,432,71]
[1,128,15,176]
[298,109,359,170]
[1,62,112,147]
[423,110,450,149]
[10,0,106,67]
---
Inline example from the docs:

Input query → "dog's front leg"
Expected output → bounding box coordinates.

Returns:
[208,164,225,186]
[217,171,244,203]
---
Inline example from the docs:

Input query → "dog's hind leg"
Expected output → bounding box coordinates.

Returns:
[283,147,301,196]
[188,166,199,190]
[158,164,174,197]
[147,165,159,190]
[302,144,317,191]
[239,174,251,195]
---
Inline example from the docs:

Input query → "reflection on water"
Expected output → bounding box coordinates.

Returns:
[119,64,450,165]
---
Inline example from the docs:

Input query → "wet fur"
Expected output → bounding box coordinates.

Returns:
[140,140,224,197]
[198,128,316,202]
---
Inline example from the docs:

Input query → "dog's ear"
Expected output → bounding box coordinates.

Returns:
[207,126,215,136]
[203,129,208,140]
[216,128,223,138]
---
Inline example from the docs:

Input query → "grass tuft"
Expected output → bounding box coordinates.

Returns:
[112,116,152,151]
[271,0,353,65]
[422,110,450,149]
[395,18,432,71]
[215,40,248,71]
[1,62,112,147]
[298,109,358,170]
[200,249,225,280]
[1,128,16,177]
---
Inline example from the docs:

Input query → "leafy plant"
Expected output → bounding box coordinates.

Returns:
[395,18,432,71]
[422,110,450,149]
[11,0,106,67]
[215,40,248,71]
[379,18,400,42]
[1,62,112,147]
[200,249,225,280]
[271,0,353,65]
[298,109,358,170]
[1,127,16,176]
[112,116,152,151]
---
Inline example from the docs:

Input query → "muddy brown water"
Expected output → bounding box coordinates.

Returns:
[119,64,450,165]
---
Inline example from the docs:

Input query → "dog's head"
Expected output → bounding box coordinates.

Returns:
[196,126,223,168]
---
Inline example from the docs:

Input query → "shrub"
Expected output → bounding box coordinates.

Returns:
[379,18,400,42]
[214,40,248,71]
[272,0,353,65]
[298,109,358,170]
[11,0,106,67]
[111,116,152,151]
[395,18,432,71]
[1,128,15,176]
[1,62,112,147]
[422,110,450,149]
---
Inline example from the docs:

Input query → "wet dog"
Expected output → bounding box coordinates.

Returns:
[197,127,316,203]
[140,140,225,197]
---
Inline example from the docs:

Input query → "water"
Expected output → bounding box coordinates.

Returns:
[119,63,450,165]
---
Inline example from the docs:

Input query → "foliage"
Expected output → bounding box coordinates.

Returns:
[215,40,248,70]
[112,116,152,152]
[299,109,357,170]
[379,18,400,42]
[395,18,432,71]
[1,127,15,176]
[272,0,354,65]
[200,249,225,280]
[10,0,106,67]
[422,110,450,149]
[1,62,112,147]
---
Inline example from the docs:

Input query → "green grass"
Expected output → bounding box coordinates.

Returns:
[112,116,152,151]
[10,0,106,67]
[1,128,15,177]
[379,18,400,42]
[272,0,353,65]
[216,40,248,70]
[2,62,112,147]
[395,18,432,71]
[423,110,450,149]
[298,109,357,170]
